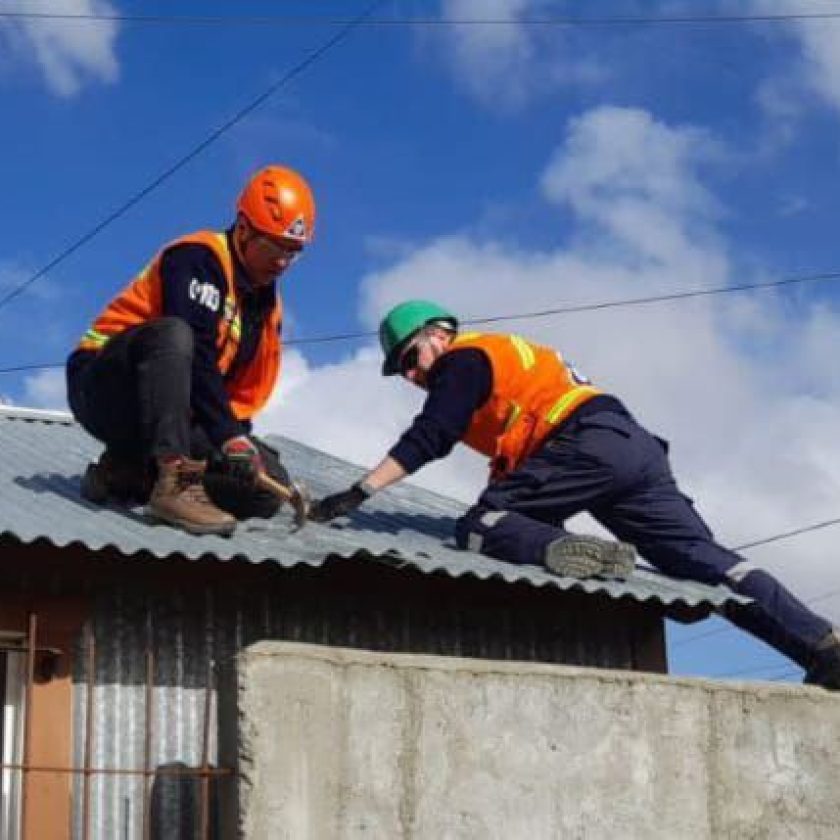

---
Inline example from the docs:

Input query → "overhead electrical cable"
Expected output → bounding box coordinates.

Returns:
[4,9,840,27]
[2,267,840,372]
[725,515,840,554]
[673,576,840,649]
[765,668,802,682]
[674,589,840,648]
[0,0,384,314]
[209,267,840,346]
[0,363,60,374]
[672,514,840,649]
[711,661,793,679]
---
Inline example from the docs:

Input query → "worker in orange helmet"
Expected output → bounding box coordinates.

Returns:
[311,300,840,690]
[66,165,315,536]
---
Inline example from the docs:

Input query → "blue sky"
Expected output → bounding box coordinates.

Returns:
[2,0,840,684]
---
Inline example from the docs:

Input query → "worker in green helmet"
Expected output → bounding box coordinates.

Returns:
[310,298,637,580]
[309,299,840,690]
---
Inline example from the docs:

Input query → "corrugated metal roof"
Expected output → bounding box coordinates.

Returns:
[0,405,746,615]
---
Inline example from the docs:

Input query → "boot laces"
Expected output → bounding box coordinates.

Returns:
[175,463,214,505]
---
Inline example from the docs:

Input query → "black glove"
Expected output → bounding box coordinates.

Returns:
[309,482,371,522]
[220,435,264,486]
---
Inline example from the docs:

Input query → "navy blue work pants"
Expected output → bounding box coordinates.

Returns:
[454,404,831,666]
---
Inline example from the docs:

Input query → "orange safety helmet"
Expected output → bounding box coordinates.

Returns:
[236,165,316,245]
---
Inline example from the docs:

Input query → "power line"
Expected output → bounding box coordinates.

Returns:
[675,594,840,648]
[710,659,795,679]
[198,267,840,344]
[727,515,840,554]
[673,516,840,649]
[2,265,839,372]
[0,0,384,315]
[468,269,840,326]
[673,579,840,650]
[0,363,59,375]
[277,267,840,346]
[766,668,802,682]
[3,10,840,27]
[2,266,840,373]
[671,623,732,649]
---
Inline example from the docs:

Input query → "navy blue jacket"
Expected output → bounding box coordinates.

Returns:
[389,349,492,474]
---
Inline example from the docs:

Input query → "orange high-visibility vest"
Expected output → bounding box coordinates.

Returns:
[448,332,601,477]
[77,230,281,420]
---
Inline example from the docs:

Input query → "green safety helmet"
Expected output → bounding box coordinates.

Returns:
[379,300,459,375]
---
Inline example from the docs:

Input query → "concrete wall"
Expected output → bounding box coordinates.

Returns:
[219,641,840,840]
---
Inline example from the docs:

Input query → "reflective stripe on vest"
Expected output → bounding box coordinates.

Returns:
[80,327,110,350]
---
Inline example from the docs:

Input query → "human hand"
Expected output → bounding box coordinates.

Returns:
[220,436,264,486]
[309,482,371,522]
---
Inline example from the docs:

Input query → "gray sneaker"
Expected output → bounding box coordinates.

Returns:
[544,534,636,580]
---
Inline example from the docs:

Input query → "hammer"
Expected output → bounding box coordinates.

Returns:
[255,473,311,531]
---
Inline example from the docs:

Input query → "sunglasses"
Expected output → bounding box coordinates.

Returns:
[252,231,304,264]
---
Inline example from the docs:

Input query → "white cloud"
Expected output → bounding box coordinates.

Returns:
[433,0,606,109]
[262,104,839,623]
[0,260,59,303]
[22,368,68,409]
[0,0,119,96]
[750,0,840,123]
[541,107,720,219]
[788,12,840,114]
[438,0,533,108]
[540,106,726,272]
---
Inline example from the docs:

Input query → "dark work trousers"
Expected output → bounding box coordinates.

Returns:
[66,318,289,520]
[191,426,290,520]
[454,404,832,667]
[68,318,193,460]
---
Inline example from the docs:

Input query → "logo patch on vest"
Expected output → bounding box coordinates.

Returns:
[285,215,307,240]
[566,360,591,385]
[189,278,221,312]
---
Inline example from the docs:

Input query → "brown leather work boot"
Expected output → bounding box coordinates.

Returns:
[147,457,236,536]
[81,449,153,505]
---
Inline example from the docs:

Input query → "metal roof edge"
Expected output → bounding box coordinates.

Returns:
[0,405,74,424]
[0,531,729,621]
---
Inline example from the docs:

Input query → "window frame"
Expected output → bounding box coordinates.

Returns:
[1,633,25,840]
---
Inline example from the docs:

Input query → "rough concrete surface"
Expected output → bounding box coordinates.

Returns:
[219,642,840,840]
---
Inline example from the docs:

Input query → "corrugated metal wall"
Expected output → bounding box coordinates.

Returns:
[72,569,660,839]
[72,586,239,840]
